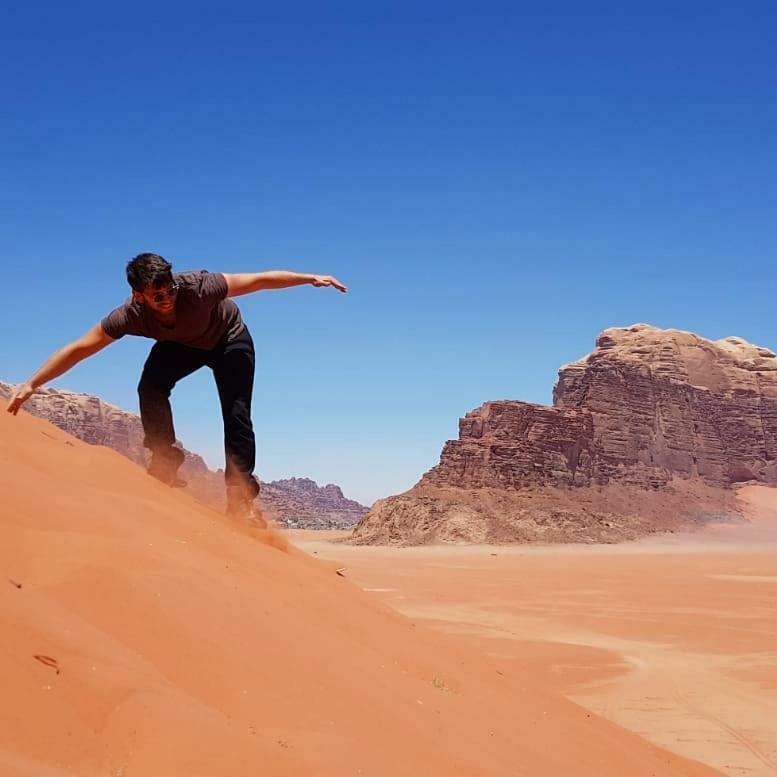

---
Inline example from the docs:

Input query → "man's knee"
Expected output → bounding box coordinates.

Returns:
[138,375,172,400]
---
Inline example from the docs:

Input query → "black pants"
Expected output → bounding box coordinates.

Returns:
[138,327,256,487]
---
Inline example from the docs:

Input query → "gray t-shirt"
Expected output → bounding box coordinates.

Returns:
[101,270,245,350]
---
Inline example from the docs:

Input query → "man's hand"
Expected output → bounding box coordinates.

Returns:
[310,275,348,293]
[6,382,36,415]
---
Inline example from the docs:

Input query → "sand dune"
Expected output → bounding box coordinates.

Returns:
[0,405,720,776]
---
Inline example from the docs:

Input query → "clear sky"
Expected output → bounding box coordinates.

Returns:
[2,1,776,505]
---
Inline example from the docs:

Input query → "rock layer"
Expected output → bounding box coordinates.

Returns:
[353,324,774,544]
[0,381,366,527]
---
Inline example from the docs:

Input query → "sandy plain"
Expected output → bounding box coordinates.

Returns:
[292,489,777,777]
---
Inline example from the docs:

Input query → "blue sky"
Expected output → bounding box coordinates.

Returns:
[2,1,776,505]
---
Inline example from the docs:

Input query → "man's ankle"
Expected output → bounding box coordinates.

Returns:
[150,445,185,464]
[147,446,186,487]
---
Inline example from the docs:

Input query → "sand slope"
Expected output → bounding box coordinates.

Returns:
[0,405,720,776]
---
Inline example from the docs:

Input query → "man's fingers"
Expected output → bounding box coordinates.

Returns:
[312,276,347,292]
[6,391,29,415]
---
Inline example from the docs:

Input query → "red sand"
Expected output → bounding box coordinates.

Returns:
[0,405,721,776]
[295,491,777,776]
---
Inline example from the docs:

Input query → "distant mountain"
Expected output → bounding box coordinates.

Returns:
[0,380,367,528]
[261,477,367,528]
[353,324,767,545]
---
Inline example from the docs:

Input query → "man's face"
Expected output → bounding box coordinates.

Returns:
[132,282,179,315]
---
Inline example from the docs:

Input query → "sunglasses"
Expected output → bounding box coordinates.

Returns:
[150,284,179,303]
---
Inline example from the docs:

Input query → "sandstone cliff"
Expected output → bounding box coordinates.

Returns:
[353,324,771,544]
[0,381,366,528]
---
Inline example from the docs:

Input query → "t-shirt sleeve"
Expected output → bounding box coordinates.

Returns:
[197,271,228,305]
[101,303,141,339]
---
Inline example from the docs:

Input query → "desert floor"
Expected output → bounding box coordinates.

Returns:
[291,487,777,777]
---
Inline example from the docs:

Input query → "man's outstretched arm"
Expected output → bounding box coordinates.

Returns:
[223,271,348,298]
[6,324,116,415]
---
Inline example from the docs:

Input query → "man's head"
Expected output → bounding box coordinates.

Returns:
[127,253,178,315]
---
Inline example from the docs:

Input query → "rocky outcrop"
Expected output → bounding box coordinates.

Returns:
[421,402,600,489]
[354,481,740,545]
[0,381,366,527]
[261,478,367,528]
[553,326,777,486]
[353,324,774,545]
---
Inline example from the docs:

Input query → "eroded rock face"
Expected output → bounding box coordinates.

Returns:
[261,478,367,528]
[554,325,777,487]
[353,324,774,545]
[0,381,366,527]
[422,402,598,489]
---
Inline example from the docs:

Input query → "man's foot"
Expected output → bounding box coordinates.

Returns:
[225,477,265,526]
[147,446,187,488]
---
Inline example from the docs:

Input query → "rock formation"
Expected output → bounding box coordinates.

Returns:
[0,381,366,527]
[262,478,367,528]
[353,324,774,544]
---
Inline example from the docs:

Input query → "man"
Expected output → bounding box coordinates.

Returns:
[6,253,347,517]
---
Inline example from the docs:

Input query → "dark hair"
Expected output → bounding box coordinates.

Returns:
[126,253,174,291]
